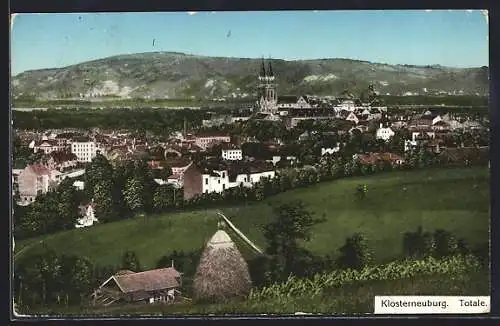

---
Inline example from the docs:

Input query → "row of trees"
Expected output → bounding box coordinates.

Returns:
[12,108,205,136]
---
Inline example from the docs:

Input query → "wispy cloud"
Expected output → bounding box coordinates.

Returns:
[425,9,432,12]
[187,11,198,16]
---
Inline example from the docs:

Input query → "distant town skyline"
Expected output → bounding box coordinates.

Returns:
[11,10,489,75]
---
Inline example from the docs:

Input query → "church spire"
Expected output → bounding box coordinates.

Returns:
[267,59,274,77]
[259,57,267,78]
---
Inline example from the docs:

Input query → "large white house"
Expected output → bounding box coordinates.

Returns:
[200,169,275,194]
[182,162,276,200]
[221,148,243,161]
[71,140,105,162]
[376,124,395,141]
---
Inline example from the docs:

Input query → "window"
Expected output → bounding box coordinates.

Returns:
[218,180,220,184]
[205,178,208,185]
[222,184,225,190]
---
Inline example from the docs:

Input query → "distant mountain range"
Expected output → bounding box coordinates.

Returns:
[11,52,489,100]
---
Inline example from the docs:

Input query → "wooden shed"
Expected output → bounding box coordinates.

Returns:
[93,267,182,306]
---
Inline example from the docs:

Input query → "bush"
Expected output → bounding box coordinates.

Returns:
[336,233,373,270]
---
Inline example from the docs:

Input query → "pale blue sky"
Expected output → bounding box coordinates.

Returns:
[10,10,489,75]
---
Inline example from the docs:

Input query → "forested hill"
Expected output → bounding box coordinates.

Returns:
[12,52,489,100]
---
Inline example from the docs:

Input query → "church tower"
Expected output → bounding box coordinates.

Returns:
[257,58,278,114]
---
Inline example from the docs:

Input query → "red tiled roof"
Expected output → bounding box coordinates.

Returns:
[357,152,405,165]
[28,164,50,176]
[113,267,181,293]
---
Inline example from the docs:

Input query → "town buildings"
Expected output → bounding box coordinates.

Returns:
[71,138,105,162]
[221,147,243,161]
[183,161,276,200]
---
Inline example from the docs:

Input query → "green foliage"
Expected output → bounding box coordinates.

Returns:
[121,250,142,272]
[248,254,482,302]
[336,233,373,270]
[123,177,146,213]
[263,201,326,282]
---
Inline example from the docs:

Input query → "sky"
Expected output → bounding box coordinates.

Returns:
[10,10,489,75]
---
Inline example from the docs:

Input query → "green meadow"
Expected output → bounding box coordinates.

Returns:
[15,167,490,269]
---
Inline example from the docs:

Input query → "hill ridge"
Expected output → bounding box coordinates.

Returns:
[12,51,489,100]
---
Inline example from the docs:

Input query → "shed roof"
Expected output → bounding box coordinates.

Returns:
[113,267,181,293]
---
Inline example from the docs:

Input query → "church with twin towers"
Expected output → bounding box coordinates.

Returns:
[257,58,279,114]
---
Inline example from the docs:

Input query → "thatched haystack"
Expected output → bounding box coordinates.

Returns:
[193,229,252,303]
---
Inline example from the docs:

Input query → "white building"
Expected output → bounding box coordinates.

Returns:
[222,148,243,161]
[201,169,276,194]
[321,144,341,156]
[404,140,419,152]
[376,124,395,141]
[73,180,85,190]
[75,203,98,228]
[71,141,104,162]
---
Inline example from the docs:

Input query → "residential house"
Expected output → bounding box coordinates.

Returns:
[404,140,419,152]
[432,120,451,132]
[345,112,360,125]
[182,161,276,200]
[194,133,231,150]
[71,138,105,163]
[221,147,243,161]
[277,95,312,109]
[321,143,341,156]
[75,203,98,228]
[17,164,58,205]
[166,157,193,176]
[33,138,66,154]
[47,151,78,171]
[355,152,405,166]
[93,267,182,305]
[376,124,395,141]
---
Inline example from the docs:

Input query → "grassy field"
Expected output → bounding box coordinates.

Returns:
[24,267,489,316]
[15,167,490,269]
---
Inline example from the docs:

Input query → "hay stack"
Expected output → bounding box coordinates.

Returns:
[192,229,252,303]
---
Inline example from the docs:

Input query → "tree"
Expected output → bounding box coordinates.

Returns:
[262,201,326,281]
[121,250,142,272]
[336,233,373,270]
[93,180,115,223]
[402,226,434,258]
[84,154,114,199]
[432,229,458,258]
[153,184,175,212]
[55,178,80,230]
[123,177,146,215]
[64,256,94,304]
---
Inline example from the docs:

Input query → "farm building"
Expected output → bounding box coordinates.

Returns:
[92,267,182,306]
